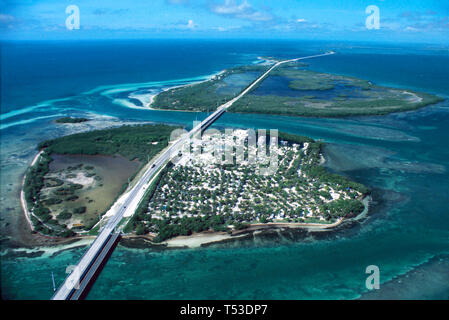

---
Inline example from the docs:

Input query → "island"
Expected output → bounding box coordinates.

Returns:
[151,60,443,117]
[22,124,177,237]
[55,117,90,124]
[124,130,369,243]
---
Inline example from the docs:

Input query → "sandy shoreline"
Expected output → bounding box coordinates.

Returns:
[20,150,43,232]
[2,236,94,259]
[119,195,370,249]
[141,70,227,111]
[163,232,245,248]
[11,193,370,254]
[154,195,370,248]
[403,90,423,103]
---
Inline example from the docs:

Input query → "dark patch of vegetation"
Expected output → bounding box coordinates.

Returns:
[234,222,250,230]
[43,197,63,206]
[322,199,365,220]
[57,210,72,220]
[23,152,52,208]
[277,132,315,144]
[39,124,179,162]
[152,215,230,243]
[55,117,89,124]
[67,164,83,171]
[73,206,86,214]
[23,155,76,237]
[53,183,83,196]
[229,92,444,118]
[66,195,79,201]
[44,177,64,187]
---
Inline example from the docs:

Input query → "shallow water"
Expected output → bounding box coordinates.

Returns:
[48,154,140,225]
[1,40,448,299]
[216,72,261,96]
[251,75,364,99]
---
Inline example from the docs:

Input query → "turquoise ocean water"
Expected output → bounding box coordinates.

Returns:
[1,40,448,299]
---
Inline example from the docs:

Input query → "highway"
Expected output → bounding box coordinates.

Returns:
[68,232,120,300]
[52,51,334,300]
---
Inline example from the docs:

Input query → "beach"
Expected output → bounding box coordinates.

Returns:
[164,232,242,248]
[20,150,43,231]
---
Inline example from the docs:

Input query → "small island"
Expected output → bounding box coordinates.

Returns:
[22,124,178,237]
[55,117,90,124]
[151,60,443,117]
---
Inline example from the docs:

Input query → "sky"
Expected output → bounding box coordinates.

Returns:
[0,0,448,43]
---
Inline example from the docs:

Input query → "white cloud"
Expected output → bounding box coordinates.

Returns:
[213,0,251,14]
[404,26,420,32]
[166,19,198,30]
[187,19,196,29]
[296,18,307,23]
[211,0,272,21]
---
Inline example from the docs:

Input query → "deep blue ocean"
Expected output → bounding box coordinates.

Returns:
[1,40,448,299]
